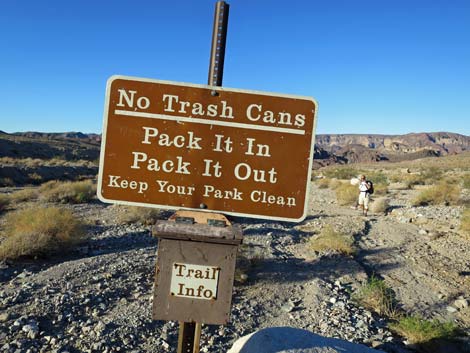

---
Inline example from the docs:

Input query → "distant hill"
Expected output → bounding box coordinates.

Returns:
[1,130,469,166]
[313,132,470,167]
[0,131,101,161]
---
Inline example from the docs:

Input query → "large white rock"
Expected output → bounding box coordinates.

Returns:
[228,327,383,353]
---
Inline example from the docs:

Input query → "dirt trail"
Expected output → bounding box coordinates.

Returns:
[312,185,470,332]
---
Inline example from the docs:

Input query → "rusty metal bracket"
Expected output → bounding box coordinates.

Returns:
[207,219,226,227]
[175,216,195,225]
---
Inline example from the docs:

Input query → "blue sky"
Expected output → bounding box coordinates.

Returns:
[0,0,469,135]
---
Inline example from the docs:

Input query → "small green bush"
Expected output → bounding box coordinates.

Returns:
[335,183,358,206]
[309,225,355,255]
[354,275,398,317]
[0,206,85,260]
[40,180,96,203]
[412,182,461,206]
[389,316,458,344]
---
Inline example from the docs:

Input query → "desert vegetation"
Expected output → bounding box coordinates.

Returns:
[411,181,461,206]
[389,316,459,345]
[0,206,86,260]
[309,225,355,255]
[114,205,164,225]
[460,208,470,236]
[39,180,96,204]
[0,193,10,212]
[354,276,398,317]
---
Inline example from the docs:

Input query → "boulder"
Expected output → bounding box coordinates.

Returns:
[228,327,383,353]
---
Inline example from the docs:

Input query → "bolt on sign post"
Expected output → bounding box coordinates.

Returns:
[97,1,318,352]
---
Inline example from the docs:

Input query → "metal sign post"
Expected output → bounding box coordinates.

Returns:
[174,3,230,352]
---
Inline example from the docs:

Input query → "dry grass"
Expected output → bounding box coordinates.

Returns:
[316,178,330,189]
[354,275,398,317]
[389,316,459,344]
[328,179,342,190]
[0,206,86,260]
[460,208,470,237]
[335,183,358,206]
[0,157,96,168]
[9,188,39,203]
[463,174,470,189]
[0,194,10,212]
[370,197,389,214]
[323,167,358,180]
[309,225,355,255]
[373,183,388,195]
[115,206,163,225]
[411,181,461,206]
[40,180,96,204]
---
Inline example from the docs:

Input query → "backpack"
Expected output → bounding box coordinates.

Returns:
[366,180,374,195]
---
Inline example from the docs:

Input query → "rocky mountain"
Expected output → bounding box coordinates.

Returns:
[314,132,470,165]
[1,130,469,168]
[0,131,101,161]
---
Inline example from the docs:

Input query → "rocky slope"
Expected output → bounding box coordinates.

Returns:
[314,132,470,165]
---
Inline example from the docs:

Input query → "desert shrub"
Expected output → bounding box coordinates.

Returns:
[420,166,444,184]
[354,275,398,317]
[28,173,43,184]
[373,183,388,195]
[402,174,426,189]
[0,194,10,212]
[0,177,15,187]
[116,206,163,225]
[40,180,96,203]
[329,179,342,190]
[389,316,459,344]
[234,243,264,284]
[370,197,389,214]
[335,183,358,206]
[316,178,330,189]
[0,206,85,260]
[10,188,39,203]
[463,174,470,190]
[366,171,388,185]
[460,208,470,237]
[309,225,355,255]
[323,167,358,180]
[412,182,461,206]
[39,180,60,192]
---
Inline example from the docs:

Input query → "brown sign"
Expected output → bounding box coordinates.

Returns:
[98,75,317,221]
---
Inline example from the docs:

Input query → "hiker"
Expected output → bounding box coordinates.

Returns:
[357,175,371,216]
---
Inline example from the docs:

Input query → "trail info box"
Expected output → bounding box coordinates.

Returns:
[152,218,243,324]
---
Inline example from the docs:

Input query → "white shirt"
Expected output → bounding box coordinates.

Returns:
[359,181,369,192]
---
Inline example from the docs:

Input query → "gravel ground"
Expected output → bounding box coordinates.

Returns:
[1,183,469,353]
